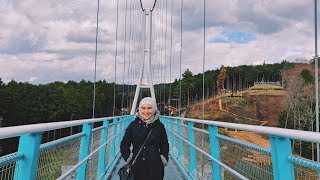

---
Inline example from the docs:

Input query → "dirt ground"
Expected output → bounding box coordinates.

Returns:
[188,89,286,125]
[186,89,286,147]
[227,131,270,149]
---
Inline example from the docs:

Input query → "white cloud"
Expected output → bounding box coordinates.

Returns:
[29,76,38,82]
[0,0,318,85]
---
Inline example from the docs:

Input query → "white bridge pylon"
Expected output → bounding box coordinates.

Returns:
[130,10,156,115]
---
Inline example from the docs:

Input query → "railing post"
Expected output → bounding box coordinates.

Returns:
[170,118,175,149]
[76,123,92,180]
[177,119,184,161]
[270,135,294,180]
[109,118,118,164]
[164,117,168,129]
[96,120,109,179]
[165,118,170,138]
[165,118,172,149]
[123,117,128,137]
[117,117,123,152]
[209,125,221,180]
[187,121,197,179]
[14,133,42,180]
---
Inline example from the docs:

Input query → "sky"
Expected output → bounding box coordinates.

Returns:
[0,0,318,84]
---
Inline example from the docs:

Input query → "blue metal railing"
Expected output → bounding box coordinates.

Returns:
[0,115,134,180]
[0,115,320,179]
[160,116,320,180]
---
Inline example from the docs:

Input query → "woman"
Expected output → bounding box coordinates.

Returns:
[120,97,169,180]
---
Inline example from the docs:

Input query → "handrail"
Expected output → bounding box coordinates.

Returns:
[1,115,318,179]
[288,156,320,171]
[216,134,271,155]
[0,152,24,166]
[161,116,320,180]
[167,119,271,154]
[39,132,84,152]
[57,126,127,180]
[0,115,133,180]
[162,116,320,144]
[166,126,249,180]
[0,115,131,139]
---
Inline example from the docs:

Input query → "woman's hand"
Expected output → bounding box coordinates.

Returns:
[160,155,168,166]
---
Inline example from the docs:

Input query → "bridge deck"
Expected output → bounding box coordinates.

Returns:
[109,156,185,180]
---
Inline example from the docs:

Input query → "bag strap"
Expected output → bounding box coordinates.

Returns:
[131,128,153,165]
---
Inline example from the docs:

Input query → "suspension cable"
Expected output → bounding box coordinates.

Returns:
[113,0,120,116]
[90,0,101,178]
[139,0,145,11]
[155,5,160,101]
[179,0,183,117]
[127,0,133,110]
[159,4,162,101]
[202,0,206,121]
[129,2,138,111]
[164,0,168,112]
[135,9,143,98]
[160,0,165,114]
[200,0,207,177]
[169,0,173,108]
[314,0,320,165]
[159,0,163,114]
[92,0,100,119]
[151,0,158,12]
[122,0,129,110]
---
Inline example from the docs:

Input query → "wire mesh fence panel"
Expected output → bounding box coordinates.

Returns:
[115,133,120,153]
[36,137,81,180]
[220,139,273,180]
[193,146,209,180]
[180,123,190,172]
[181,123,189,140]
[108,124,117,154]
[104,142,112,167]
[172,120,177,150]
[194,129,210,179]
[108,125,114,139]
[221,168,237,180]
[292,141,320,180]
[194,129,210,154]
[103,124,113,167]
[199,164,247,180]
[294,164,319,180]
[197,159,213,180]
[90,128,103,153]
[0,162,15,180]
[115,122,125,153]
[85,151,99,180]
[182,139,190,172]
[109,124,117,140]
[171,121,181,157]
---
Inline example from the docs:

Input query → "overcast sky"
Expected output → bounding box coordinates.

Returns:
[0,0,318,84]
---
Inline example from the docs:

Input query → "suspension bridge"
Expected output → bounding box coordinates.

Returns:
[0,0,320,180]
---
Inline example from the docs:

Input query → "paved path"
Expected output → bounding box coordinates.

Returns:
[109,156,185,180]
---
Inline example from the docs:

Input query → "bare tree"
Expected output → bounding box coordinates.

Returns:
[217,66,227,94]
[282,65,316,158]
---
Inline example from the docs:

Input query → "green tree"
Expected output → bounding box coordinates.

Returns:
[300,69,314,84]
[181,69,196,107]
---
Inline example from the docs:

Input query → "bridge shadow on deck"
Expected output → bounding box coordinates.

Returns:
[109,155,185,180]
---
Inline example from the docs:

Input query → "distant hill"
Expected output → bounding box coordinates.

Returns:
[186,88,286,126]
[185,62,317,128]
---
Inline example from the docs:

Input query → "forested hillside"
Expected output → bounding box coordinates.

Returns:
[0,60,296,128]
[0,60,308,156]
[158,60,294,110]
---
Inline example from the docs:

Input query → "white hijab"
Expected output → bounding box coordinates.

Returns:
[135,97,160,124]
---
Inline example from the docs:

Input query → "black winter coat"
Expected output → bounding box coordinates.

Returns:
[120,117,169,180]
